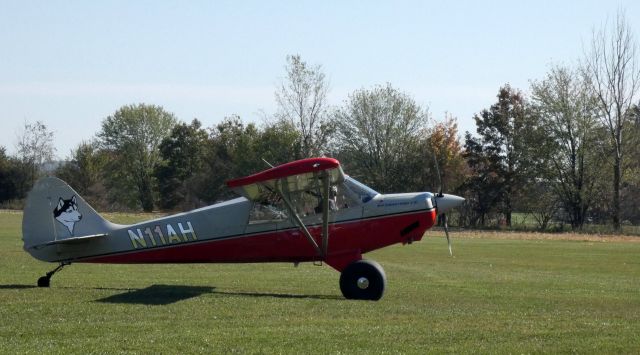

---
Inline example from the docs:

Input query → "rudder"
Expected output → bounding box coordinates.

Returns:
[22,177,119,261]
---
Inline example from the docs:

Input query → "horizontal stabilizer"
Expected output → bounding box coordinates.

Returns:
[29,233,108,250]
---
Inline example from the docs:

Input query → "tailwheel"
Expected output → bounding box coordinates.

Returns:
[339,260,386,301]
[37,262,70,288]
[37,276,50,287]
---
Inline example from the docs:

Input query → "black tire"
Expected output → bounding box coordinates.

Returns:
[339,260,386,300]
[37,276,50,287]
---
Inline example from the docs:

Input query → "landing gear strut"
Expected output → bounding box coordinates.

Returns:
[339,260,387,300]
[37,262,70,287]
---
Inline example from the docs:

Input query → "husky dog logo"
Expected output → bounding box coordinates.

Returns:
[53,195,82,235]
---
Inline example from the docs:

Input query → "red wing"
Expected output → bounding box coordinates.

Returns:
[226,157,345,200]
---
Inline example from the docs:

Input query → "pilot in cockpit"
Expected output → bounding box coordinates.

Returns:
[314,186,339,214]
[328,186,338,211]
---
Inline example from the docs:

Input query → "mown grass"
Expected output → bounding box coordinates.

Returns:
[1,211,639,354]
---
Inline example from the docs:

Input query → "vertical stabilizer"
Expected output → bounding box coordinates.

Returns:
[22,177,119,261]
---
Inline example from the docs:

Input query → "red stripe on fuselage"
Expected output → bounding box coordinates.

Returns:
[81,209,436,264]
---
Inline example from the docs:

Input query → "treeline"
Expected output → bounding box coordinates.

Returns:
[1,13,639,233]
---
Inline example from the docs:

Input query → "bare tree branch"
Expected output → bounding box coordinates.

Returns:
[583,10,640,231]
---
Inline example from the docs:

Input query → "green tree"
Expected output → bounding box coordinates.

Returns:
[420,115,467,194]
[98,104,177,211]
[463,85,540,227]
[255,120,300,167]
[621,103,640,224]
[0,147,29,204]
[198,117,301,203]
[530,65,604,229]
[201,116,263,202]
[15,120,55,189]
[583,11,640,231]
[275,54,333,158]
[0,147,12,202]
[155,119,209,210]
[461,132,503,227]
[333,83,428,192]
[55,141,109,209]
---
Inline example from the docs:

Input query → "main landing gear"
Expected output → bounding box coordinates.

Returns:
[339,260,387,300]
[37,262,70,287]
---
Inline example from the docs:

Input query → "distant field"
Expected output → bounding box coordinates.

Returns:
[444,211,640,235]
[1,211,639,354]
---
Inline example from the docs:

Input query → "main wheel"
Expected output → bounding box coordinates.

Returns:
[339,260,386,300]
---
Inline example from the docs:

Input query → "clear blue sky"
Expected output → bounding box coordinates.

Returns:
[1,0,638,158]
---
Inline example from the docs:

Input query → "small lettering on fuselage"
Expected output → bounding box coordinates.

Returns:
[127,221,197,249]
[376,200,418,208]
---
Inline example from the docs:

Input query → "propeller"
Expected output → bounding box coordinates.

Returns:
[442,212,453,256]
[430,145,459,257]
[434,192,454,257]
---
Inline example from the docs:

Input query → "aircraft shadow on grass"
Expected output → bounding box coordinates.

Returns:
[0,284,38,290]
[96,284,215,305]
[95,284,341,305]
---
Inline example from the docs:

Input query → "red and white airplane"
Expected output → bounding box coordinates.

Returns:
[23,157,464,300]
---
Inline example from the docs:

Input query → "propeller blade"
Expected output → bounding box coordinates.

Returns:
[430,150,443,196]
[443,213,453,257]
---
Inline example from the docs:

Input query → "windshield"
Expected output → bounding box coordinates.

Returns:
[343,176,379,203]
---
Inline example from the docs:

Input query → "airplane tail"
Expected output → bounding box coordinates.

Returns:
[22,177,119,261]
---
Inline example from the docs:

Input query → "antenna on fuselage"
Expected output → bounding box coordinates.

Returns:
[261,158,274,168]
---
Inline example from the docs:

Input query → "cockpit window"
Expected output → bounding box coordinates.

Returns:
[247,176,378,224]
[248,192,288,224]
[343,176,379,203]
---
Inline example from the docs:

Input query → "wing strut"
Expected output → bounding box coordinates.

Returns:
[274,184,324,258]
[321,170,330,257]
[271,171,332,259]
[228,158,343,260]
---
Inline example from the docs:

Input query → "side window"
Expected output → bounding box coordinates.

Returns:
[247,179,370,225]
[291,183,363,217]
[290,189,323,217]
[248,194,288,224]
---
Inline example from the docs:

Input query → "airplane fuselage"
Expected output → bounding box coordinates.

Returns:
[30,192,437,271]
[23,158,464,299]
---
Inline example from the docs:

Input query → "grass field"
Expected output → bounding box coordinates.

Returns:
[1,211,639,354]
